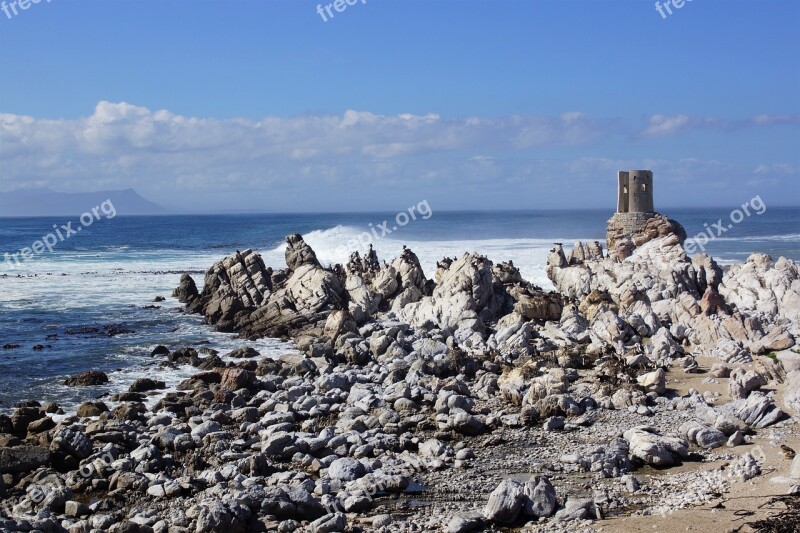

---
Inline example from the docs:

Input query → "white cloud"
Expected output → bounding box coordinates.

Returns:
[754,163,797,175]
[640,113,799,137]
[0,102,797,210]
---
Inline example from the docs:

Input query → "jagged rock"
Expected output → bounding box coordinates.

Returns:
[693,253,724,293]
[722,392,787,428]
[713,340,753,365]
[323,310,359,343]
[489,313,534,358]
[172,273,199,303]
[50,427,93,459]
[719,254,800,324]
[399,252,497,332]
[649,328,683,362]
[244,259,346,338]
[608,213,686,260]
[189,249,273,326]
[285,233,320,270]
[785,370,800,414]
[508,285,563,321]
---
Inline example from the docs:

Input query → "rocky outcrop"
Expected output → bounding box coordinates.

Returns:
[398,252,500,333]
[606,213,687,261]
[186,248,274,328]
[172,273,199,304]
[719,254,800,334]
[547,219,796,363]
[181,236,346,339]
[285,233,320,270]
[79,220,789,531]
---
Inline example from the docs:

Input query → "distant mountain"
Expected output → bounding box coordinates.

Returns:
[0,188,166,217]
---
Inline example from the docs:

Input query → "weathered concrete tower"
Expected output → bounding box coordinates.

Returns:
[616,170,654,213]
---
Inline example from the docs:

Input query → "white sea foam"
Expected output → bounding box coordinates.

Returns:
[260,225,572,290]
[709,233,800,243]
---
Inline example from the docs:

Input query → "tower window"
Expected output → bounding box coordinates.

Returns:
[642,183,647,192]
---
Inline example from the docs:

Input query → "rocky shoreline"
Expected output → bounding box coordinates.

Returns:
[1,214,799,532]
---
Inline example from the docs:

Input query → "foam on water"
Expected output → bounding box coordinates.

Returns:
[0,248,295,412]
[260,224,572,290]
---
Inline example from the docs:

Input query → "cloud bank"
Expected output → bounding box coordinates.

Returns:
[0,102,797,211]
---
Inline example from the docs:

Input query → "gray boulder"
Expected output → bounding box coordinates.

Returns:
[524,476,557,518]
[483,479,525,524]
[328,457,366,482]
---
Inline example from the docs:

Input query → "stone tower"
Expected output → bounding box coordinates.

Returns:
[606,170,659,258]
[616,170,654,214]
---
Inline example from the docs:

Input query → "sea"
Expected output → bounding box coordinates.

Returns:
[1,208,799,412]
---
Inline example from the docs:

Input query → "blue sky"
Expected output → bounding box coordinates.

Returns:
[0,0,798,212]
